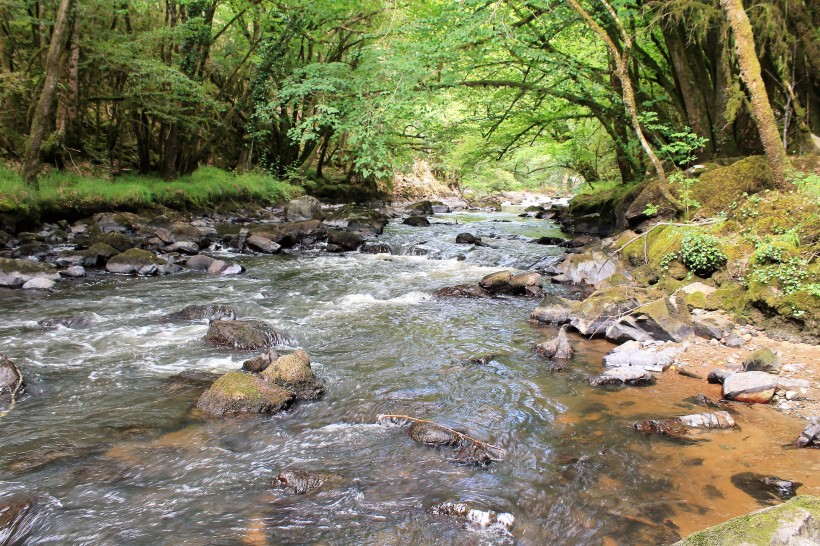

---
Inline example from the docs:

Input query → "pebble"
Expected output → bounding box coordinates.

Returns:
[710,339,719,346]
[786,391,798,400]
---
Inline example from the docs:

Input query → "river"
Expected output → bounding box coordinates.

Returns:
[0,209,815,545]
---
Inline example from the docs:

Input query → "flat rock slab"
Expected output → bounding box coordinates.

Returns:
[722,371,779,404]
[206,320,295,350]
[588,366,656,387]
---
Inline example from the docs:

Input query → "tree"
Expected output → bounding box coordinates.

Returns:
[719,0,791,187]
[22,0,76,184]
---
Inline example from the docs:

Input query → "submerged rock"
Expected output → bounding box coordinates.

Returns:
[38,312,96,330]
[434,284,493,299]
[260,349,324,400]
[409,421,460,446]
[274,470,336,494]
[672,495,820,546]
[206,320,295,350]
[588,367,656,387]
[167,304,238,322]
[797,423,820,448]
[196,372,294,416]
[428,501,514,531]
[722,371,778,404]
[535,325,574,360]
[242,349,280,373]
[635,411,735,436]
[0,497,40,545]
[731,472,802,504]
[531,236,564,245]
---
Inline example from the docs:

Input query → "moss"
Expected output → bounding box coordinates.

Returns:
[684,290,707,308]
[89,232,134,253]
[675,495,820,545]
[107,248,166,266]
[691,156,774,215]
[0,257,55,275]
[569,181,639,217]
[81,242,119,260]
[261,350,314,384]
[704,285,748,315]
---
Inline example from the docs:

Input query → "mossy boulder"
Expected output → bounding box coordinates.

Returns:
[206,319,295,350]
[327,229,363,251]
[624,180,680,227]
[407,200,434,216]
[690,156,775,215]
[89,232,136,253]
[249,220,327,248]
[742,348,780,374]
[196,372,294,416]
[673,495,820,546]
[605,295,694,342]
[0,257,54,276]
[570,286,649,336]
[106,248,167,275]
[260,349,324,400]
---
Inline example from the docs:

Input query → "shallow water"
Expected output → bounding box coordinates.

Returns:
[0,210,816,545]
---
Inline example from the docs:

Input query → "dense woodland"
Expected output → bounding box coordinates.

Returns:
[0,0,817,192]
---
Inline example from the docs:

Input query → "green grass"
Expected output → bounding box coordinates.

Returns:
[0,166,300,219]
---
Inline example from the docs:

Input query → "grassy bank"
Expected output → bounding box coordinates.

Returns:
[0,166,300,222]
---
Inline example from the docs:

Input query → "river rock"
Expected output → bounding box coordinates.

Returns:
[0,353,23,403]
[285,196,324,222]
[530,294,573,325]
[672,495,820,546]
[403,216,430,227]
[196,372,294,416]
[531,236,564,245]
[327,230,362,251]
[408,421,460,446]
[683,394,722,409]
[167,304,238,322]
[603,342,680,372]
[89,232,137,253]
[250,220,327,248]
[722,371,778,403]
[185,254,216,271]
[535,325,574,360]
[605,295,693,343]
[22,277,55,290]
[428,501,514,531]
[479,270,542,296]
[407,200,434,216]
[569,286,644,336]
[325,205,389,236]
[0,497,40,545]
[242,349,280,373]
[742,348,781,374]
[260,349,324,400]
[246,234,281,254]
[731,472,802,504]
[217,263,244,276]
[678,411,735,429]
[165,241,200,255]
[80,242,120,267]
[455,233,485,246]
[797,423,820,448]
[434,284,493,298]
[274,470,336,494]
[359,241,392,254]
[206,320,295,350]
[707,368,734,384]
[60,265,86,278]
[106,248,167,275]
[549,249,617,286]
[38,312,96,330]
[692,312,735,340]
[588,367,656,387]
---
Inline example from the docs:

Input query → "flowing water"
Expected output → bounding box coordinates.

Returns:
[0,211,816,545]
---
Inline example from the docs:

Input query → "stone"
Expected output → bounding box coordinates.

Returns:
[38,312,96,330]
[250,220,327,248]
[731,472,802,503]
[587,367,656,387]
[434,284,493,299]
[285,196,324,222]
[707,368,734,384]
[246,234,281,254]
[797,424,820,448]
[403,216,430,227]
[678,411,735,429]
[206,320,295,350]
[165,241,200,255]
[530,294,573,325]
[549,249,617,286]
[603,345,679,372]
[274,470,335,494]
[672,495,820,545]
[0,273,25,287]
[359,241,392,255]
[1,354,24,406]
[428,501,514,531]
[785,390,798,401]
[722,371,779,404]
[167,304,238,322]
[570,286,644,336]
[0,497,40,545]
[408,421,460,446]
[531,236,564,245]
[535,325,574,360]
[242,349,279,373]
[407,200,434,216]
[455,233,486,246]
[22,277,55,290]
[606,295,694,343]
[724,335,745,348]
[60,265,86,278]
[106,248,166,275]
[260,349,323,400]
[692,312,735,340]
[680,282,717,296]
[89,232,136,253]
[196,372,294,416]
[185,254,216,271]
[742,348,781,374]
[80,242,120,267]
[479,270,542,296]
[327,230,363,251]
[220,263,244,276]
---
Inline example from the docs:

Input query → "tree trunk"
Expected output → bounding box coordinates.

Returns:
[22,0,75,185]
[56,15,81,152]
[719,0,790,188]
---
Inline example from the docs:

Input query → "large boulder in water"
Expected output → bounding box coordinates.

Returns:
[250,220,327,248]
[327,230,363,252]
[605,295,694,343]
[196,372,294,416]
[434,284,493,299]
[106,248,167,275]
[479,270,543,296]
[285,196,324,222]
[167,304,238,322]
[403,216,430,227]
[245,234,281,254]
[206,320,294,350]
[274,470,338,494]
[722,371,778,403]
[260,349,324,400]
[569,286,646,336]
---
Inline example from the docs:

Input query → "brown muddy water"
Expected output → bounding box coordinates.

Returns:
[0,210,816,545]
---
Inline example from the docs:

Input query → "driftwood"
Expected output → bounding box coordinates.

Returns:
[377,414,506,464]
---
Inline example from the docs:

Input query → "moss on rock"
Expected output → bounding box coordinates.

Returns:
[691,156,774,215]
[0,257,54,275]
[196,372,294,416]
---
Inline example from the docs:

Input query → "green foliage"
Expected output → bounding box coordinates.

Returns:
[638,113,709,167]
[679,233,727,277]
[789,170,820,199]
[643,202,660,217]
[669,171,701,221]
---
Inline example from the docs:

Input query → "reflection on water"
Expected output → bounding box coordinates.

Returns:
[0,211,816,544]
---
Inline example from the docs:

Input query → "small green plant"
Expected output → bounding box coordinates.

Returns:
[643,202,659,217]
[789,169,820,199]
[748,256,809,295]
[679,233,727,277]
[669,171,701,221]
[659,251,678,271]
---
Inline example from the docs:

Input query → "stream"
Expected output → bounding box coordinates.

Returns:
[0,209,816,545]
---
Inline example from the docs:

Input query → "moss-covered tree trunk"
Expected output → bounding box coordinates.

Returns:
[719,0,790,188]
[22,0,75,185]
